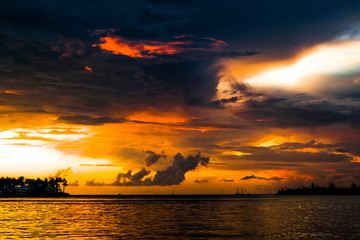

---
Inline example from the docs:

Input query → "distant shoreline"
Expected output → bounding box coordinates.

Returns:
[1,194,360,199]
[277,183,360,195]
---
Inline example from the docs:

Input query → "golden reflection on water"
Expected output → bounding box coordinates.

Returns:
[0,196,359,239]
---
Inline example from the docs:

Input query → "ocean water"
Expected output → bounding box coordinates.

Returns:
[0,195,359,239]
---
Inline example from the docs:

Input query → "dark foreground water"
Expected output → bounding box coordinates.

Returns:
[0,195,359,239]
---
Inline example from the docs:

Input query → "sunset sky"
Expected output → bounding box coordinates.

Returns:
[1,0,360,194]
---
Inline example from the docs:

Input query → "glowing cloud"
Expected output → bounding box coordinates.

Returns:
[85,66,93,72]
[244,40,360,88]
[93,35,228,58]
[0,90,26,95]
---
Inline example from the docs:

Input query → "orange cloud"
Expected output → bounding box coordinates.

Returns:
[128,111,187,124]
[93,35,227,58]
[85,65,93,72]
[0,90,26,95]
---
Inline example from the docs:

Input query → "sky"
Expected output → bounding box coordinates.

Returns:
[1,0,360,194]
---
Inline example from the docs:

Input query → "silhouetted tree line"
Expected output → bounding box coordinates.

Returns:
[277,182,360,195]
[0,176,69,197]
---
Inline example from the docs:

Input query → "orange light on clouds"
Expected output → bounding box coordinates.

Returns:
[128,111,188,124]
[244,40,360,88]
[288,148,323,153]
[256,136,290,147]
[93,35,227,58]
[217,39,360,100]
[1,90,26,95]
[94,36,146,58]
[222,151,252,156]
[85,65,93,72]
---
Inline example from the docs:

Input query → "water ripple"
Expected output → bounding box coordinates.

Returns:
[0,196,359,239]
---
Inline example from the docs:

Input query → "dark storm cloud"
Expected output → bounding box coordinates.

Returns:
[130,168,151,184]
[229,81,259,97]
[144,150,166,167]
[2,0,360,126]
[0,28,253,126]
[0,0,192,39]
[177,0,360,59]
[0,1,226,124]
[236,94,360,128]
[3,0,360,49]
[140,60,222,106]
[111,152,209,186]
[208,96,240,108]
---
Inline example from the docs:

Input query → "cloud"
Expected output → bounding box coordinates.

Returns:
[85,66,93,72]
[2,0,360,190]
[0,1,263,127]
[53,167,73,178]
[46,129,85,135]
[130,168,151,184]
[233,93,360,128]
[144,150,166,167]
[114,170,132,184]
[111,152,209,186]
[57,115,125,125]
[335,148,349,153]
[0,0,192,39]
[93,35,228,58]
[194,179,208,183]
[244,40,360,91]
[79,164,122,167]
[85,179,107,186]
[266,177,284,181]
[221,140,354,164]
[219,178,234,182]
[258,163,306,167]
[117,148,146,164]
[241,175,283,181]
[240,175,258,180]
[68,180,79,186]
[208,96,240,108]
[5,131,56,142]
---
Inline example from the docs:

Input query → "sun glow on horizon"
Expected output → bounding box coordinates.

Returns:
[0,128,115,177]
